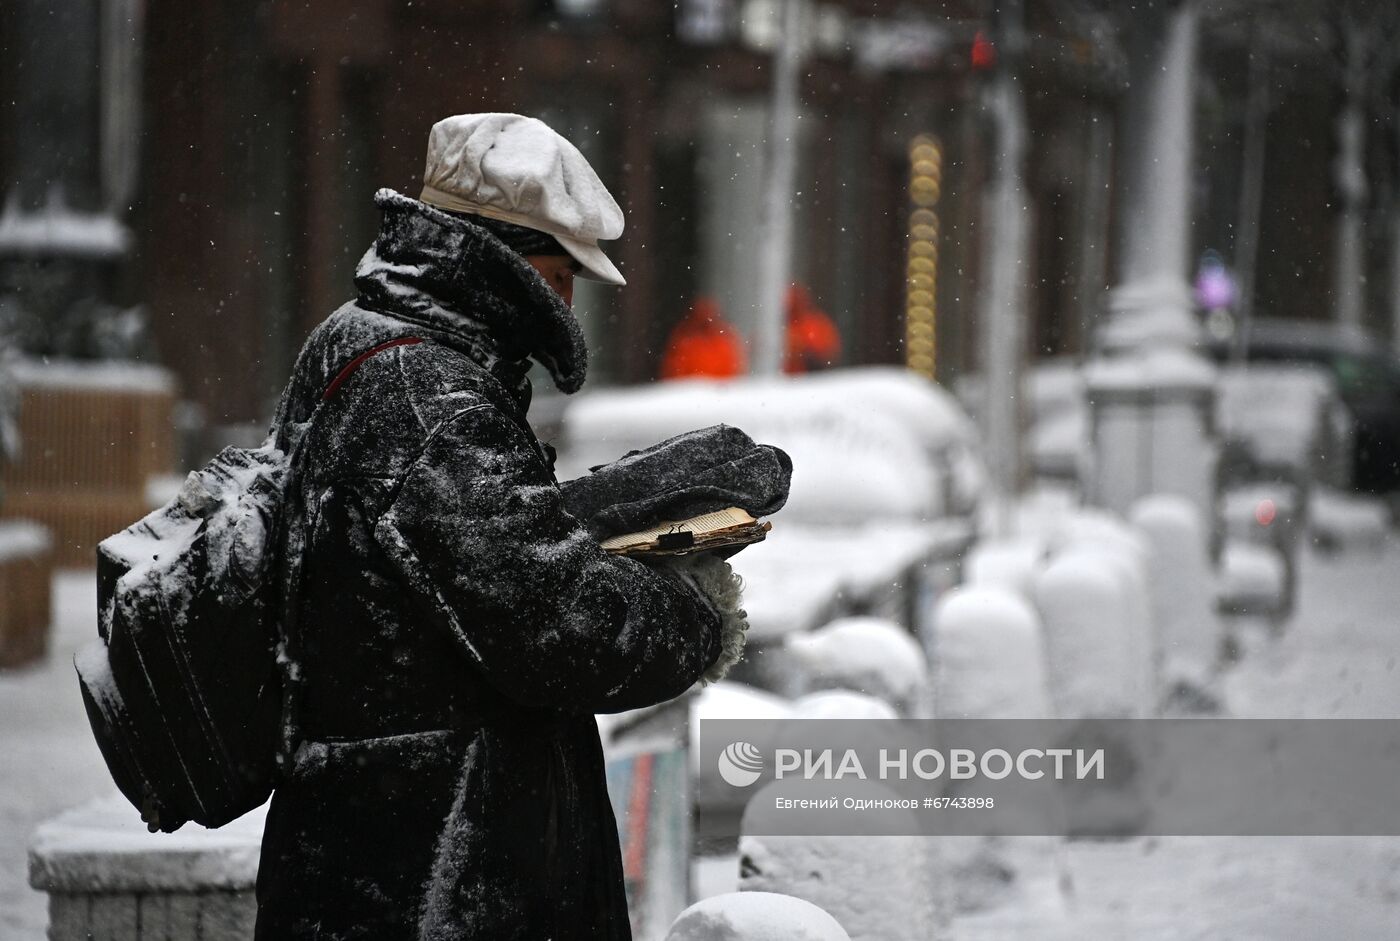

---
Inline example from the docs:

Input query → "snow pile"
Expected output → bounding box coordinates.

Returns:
[665,892,851,941]
[1218,541,1286,615]
[739,783,943,940]
[783,617,929,717]
[932,586,1051,720]
[1310,488,1390,553]
[1130,495,1219,690]
[798,367,986,516]
[791,690,899,721]
[561,375,960,525]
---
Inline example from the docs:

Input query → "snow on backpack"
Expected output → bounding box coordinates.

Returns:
[76,337,421,833]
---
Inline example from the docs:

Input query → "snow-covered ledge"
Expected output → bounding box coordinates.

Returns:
[29,795,265,940]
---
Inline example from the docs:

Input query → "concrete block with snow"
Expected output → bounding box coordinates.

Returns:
[28,794,263,941]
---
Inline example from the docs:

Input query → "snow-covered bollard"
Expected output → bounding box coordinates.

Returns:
[791,690,899,721]
[1130,494,1221,708]
[1033,547,1147,720]
[931,585,1052,720]
[738,782,945,941]
[692,682,794,858]
[929,586,1068,918]
[784,617,930,717]
[666,892,851,940]
[1033,548,1152,835]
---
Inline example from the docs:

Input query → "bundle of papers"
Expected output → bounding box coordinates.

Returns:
[598,506,771,557]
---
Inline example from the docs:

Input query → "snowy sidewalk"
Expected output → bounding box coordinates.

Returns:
[1,573,115,940]
[954,537,1400,940]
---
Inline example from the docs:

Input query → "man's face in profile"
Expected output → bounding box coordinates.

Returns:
[526,255,582,308]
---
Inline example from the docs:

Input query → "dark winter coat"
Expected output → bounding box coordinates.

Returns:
[254,189,723,940]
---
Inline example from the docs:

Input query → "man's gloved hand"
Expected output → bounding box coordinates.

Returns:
[559,424,792,540]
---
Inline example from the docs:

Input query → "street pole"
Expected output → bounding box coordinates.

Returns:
[754,0,805,377]
[1232,34,1269,363]
[977,0,1029,536]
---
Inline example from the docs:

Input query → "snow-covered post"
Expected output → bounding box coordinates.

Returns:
[784,617,931,718]
[1130,494,1220,706]
[932,585,1051,721]
[1034,546,1146,720]
[930,585,1068,919]
[666,892,851,941]
[738,781,946,940]
[976,0,1031,534]
[1032,544,1151,834]
[753,0,807,377]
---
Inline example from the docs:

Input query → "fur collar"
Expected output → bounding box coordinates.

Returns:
[353,189,588,394]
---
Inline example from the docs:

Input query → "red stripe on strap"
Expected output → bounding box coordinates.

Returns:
[322,337,423,401]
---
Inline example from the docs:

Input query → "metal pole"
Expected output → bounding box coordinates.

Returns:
[754,0,805,377]
[977,0,1029,535]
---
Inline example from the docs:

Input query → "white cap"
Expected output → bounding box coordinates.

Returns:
[419,113,626,285]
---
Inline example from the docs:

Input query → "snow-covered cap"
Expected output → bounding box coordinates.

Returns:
[419,113,626,285]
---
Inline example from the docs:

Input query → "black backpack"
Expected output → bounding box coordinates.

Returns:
[76,337,420,833]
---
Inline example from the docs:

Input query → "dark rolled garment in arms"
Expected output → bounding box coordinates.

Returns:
[254,190,724,940]
[560,424,793,540]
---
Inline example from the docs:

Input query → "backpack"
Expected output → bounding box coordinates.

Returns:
[76,337,421,833]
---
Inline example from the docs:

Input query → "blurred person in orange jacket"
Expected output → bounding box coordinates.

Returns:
[660,296,747,379]
[784,283,841,373]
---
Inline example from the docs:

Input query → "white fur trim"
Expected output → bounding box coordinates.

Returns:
[660,553,748,684]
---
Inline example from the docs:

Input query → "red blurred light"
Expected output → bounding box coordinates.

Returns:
[971,31,997,70]
[1255,499,1277,527]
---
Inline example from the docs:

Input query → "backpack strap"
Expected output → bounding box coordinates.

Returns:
[322,336,424,401]
[274,334,424,776]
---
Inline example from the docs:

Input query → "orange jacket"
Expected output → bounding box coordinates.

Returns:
[784,284,841,373]
[660,298,747,379]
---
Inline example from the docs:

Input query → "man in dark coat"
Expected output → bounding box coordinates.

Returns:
[255,115,748,940]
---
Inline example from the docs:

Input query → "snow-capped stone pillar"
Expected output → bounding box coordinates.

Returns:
[1085,348,1218,516]
[1089,2,1218,518]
